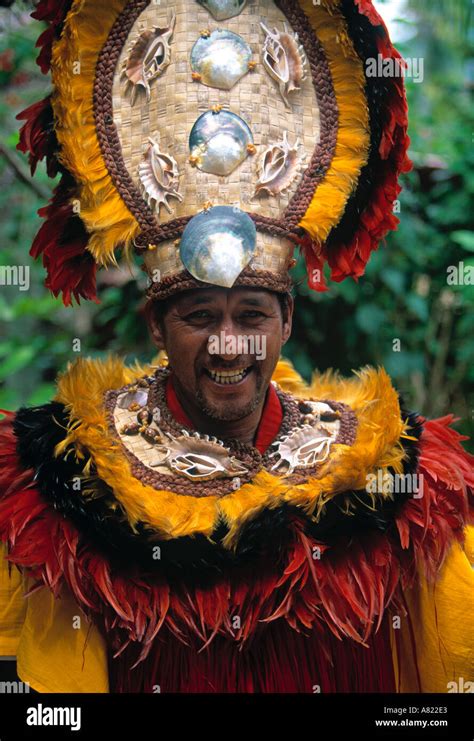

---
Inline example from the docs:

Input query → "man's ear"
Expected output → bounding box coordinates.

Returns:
[281,294,294,346]
[145,299,166,350]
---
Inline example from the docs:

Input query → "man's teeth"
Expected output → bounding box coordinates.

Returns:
[208,367,249,384]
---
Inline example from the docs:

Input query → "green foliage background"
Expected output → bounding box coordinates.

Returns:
[0,1,473,447]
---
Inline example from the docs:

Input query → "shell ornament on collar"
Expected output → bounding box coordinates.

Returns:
[269,424,335,475]
[149,429,249,481]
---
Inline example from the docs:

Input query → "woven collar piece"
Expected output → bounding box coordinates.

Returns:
[18,0,410,304]
[104,364,357,498]
[23,354,420,548]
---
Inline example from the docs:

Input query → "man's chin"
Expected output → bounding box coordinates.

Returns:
[195,391,263,422]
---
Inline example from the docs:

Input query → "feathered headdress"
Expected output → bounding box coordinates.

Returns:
[17,0,410,305]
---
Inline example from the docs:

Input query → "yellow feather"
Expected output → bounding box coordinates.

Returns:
[297,0,370,242]
[50,0,140,267]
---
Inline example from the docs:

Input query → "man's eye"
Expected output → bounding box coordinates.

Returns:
[185,310,212,320]
[240,311,265,319]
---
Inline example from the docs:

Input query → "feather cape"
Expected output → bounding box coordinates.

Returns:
[0,358,472,691]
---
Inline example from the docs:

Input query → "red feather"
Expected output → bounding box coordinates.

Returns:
[16,97,58,177]
[30,179,98,306]
[316,0,412,289]
[299,233,328,291]
[31,0,72,74]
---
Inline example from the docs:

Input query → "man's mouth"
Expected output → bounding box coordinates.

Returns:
[204,366,253,385]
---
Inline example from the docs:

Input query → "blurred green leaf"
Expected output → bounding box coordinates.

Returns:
[0,344,36,380]
[405,294,429,322]
[451,231,474,252]
[355,304,386,334]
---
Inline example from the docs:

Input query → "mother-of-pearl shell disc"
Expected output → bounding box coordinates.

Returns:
[179,206,256,287]
[189,109,253,175]
[191,29,252,90]
[197,0,247,21]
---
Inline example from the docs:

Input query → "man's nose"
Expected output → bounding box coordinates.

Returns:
[210,319,241,361]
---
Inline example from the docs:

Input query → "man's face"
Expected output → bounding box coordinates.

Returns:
[147,287,293,421]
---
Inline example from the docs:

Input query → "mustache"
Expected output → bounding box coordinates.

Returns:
[200,360,259,372]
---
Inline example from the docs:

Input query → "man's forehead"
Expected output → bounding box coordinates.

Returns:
[172,287,276,308]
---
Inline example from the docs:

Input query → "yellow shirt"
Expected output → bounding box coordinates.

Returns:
[1,530,473,693]
[391,528,474,692]
[0,546,26,657]
[0,542,108,692]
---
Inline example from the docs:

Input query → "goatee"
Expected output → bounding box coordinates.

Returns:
[195,372,266,421]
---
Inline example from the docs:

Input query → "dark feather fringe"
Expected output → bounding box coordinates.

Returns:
[108,612,397,692]
[17,1,96,307]
[30,175,98,306]
[31,0,74,74]
[316,0,412,286]
[16,97,59,178]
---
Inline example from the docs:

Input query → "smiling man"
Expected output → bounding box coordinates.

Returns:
[0,0,473,695]
[147,287,293,435]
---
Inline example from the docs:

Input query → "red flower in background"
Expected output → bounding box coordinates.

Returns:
[0,48,14,72]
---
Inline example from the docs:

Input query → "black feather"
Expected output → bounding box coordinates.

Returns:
[325,0,393,248]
